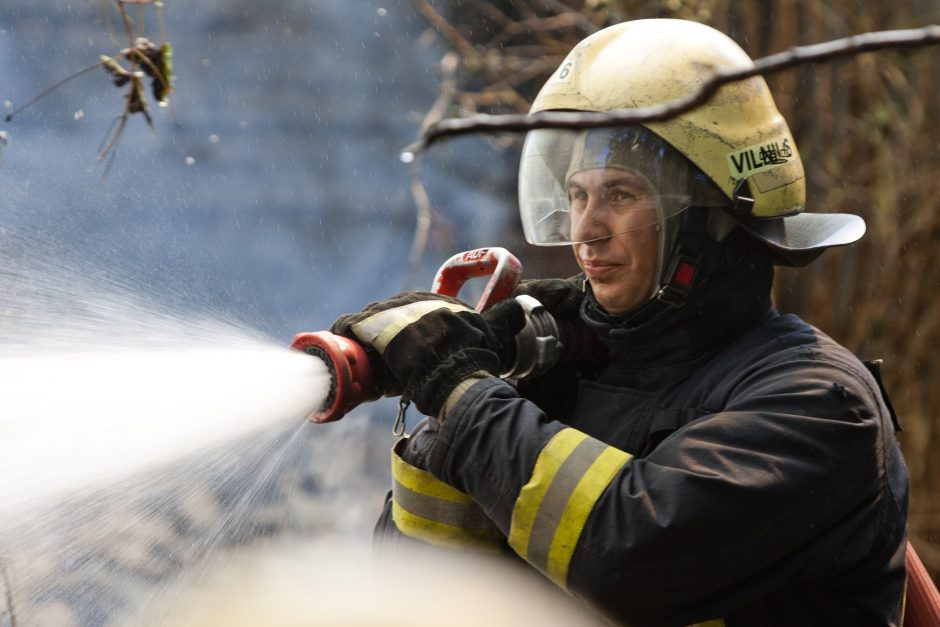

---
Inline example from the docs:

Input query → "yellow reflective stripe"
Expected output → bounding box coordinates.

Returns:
[351,301,469,353]
[440,372,490,420]
[509,428,631,587]
[901,568,907,626]
[390,442,503,553]
[392,443,472,503]
[693,620,726,627]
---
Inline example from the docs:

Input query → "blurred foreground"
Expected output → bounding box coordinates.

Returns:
[140,537,602,627]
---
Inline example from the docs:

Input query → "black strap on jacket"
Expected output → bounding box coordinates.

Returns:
[862,359,902,432]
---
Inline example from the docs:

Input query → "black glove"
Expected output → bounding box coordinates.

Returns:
[508,275,604,420]
[478,297,527,372]
[511,274,586,322]
[330,292,510,418]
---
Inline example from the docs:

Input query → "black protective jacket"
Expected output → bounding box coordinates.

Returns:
[380,258,909,626]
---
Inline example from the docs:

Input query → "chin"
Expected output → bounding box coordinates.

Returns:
[590,282,646,315]
[591,287,630,314]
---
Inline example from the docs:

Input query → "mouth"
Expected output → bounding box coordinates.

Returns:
[580,259,621,280]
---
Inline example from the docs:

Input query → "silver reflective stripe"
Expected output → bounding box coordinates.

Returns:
[351,300,469,353]
[393,478,494,530]
[525,436,609,570]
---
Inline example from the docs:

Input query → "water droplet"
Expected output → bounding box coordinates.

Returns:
[185,156,195,166]
[377,7,387,16]
[209,134,220,144]
[73,109,84,121]
[400,151,415,164]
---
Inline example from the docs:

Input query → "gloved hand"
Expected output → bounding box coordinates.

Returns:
[511,274,586,322]
[330,292,520,418]
[504,275,604,419]
[477,274,597,379]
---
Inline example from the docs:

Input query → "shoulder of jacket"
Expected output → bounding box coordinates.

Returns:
[704,311,882,405]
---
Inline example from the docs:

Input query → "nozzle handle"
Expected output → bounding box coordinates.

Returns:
[432,247,522,312]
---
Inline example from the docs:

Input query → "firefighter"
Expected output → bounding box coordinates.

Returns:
[331,19,909,626]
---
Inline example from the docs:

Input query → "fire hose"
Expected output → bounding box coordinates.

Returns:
[291,247,595,424]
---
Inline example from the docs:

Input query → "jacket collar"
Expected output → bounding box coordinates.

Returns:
[580,254,773,370]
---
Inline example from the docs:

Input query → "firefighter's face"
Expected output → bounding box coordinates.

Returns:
[567,167,660,314]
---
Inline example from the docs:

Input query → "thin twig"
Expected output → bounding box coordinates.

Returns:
[0,559,16,627]
[410,0,480,62]
[4,62,103,122]
[116,0,136,41]
[419,52,460,134]
[403,24,940,156]
[403,52,459,287]
[405,174,438,290]
[531,0,600,34]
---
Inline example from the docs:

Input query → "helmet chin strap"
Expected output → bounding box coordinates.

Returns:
[654,207,741,308]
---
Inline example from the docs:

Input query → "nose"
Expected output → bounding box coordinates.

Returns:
[570,196,610,244]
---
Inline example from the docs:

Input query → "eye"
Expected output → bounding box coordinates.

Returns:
[608,187,638,203]
[567,187,588,203]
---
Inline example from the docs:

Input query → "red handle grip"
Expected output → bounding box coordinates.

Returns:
[431,247,522,312]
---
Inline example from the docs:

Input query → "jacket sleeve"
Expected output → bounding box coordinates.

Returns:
[424,353,902,624]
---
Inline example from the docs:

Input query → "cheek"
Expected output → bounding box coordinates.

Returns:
[571,244,585,265]
[619,225,660,262]
[639,227,661,262]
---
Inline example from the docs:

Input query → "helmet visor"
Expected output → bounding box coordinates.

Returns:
[518,126,728,246]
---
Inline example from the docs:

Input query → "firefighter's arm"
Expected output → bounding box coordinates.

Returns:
[330,292,523,551]
[424,357,896,625]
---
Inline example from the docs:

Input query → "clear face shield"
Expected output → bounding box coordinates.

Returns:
[518,126,729,247]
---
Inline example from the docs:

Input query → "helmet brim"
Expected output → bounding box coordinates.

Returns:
[734,212,866,267]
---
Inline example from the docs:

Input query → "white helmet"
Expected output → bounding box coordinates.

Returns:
[518,19,865,267]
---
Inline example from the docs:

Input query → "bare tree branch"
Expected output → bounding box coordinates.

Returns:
[531,0,600,34]
[402,24,940,157]
[411,0,481,64]
[402,52,458,289]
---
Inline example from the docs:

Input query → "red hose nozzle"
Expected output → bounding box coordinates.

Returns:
[290,331,380,423]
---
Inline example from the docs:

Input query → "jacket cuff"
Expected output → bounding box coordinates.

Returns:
[440,372,492,420]
[390,438,504,552]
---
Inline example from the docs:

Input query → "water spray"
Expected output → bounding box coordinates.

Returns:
[292,247,599,423]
